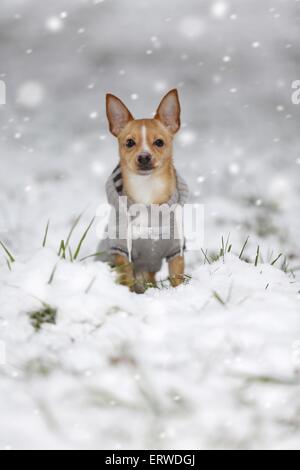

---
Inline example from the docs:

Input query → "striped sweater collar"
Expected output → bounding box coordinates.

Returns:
[107,164,189,207]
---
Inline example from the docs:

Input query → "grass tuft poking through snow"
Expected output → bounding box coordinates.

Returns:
[29,304,57,332]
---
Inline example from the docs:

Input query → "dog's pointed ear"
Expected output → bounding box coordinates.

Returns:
[106,94,134,137]
[155,89,181,134]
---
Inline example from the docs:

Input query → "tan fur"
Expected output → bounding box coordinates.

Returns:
[169,256,185,287]
[119,119,176,204]
[113,254,135,288]
[106,90,185,292]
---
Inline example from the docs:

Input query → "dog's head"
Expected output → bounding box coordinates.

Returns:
[106,90,181,175]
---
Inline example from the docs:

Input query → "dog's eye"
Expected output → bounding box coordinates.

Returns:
[154,139,164,148]
[126,139,136,149]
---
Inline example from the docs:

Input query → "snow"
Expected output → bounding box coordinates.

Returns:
[1,0,300,450]
[0,250,299,450]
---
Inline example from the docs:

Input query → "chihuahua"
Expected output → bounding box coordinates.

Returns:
[99,89,189,293]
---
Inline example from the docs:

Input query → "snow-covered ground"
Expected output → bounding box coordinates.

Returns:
[1,0,300,450]
[1,249,300,450]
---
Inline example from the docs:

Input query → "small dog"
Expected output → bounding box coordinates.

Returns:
[99,89,189,293]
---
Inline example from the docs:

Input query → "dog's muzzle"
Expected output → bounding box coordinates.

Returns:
[137,152,153,172]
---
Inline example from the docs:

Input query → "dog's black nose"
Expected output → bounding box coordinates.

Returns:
[137,153,152,167]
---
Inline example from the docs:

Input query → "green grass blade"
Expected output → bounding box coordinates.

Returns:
[80,252,104,262]
[6,258,12,271]
[201,248,211,265]
[42,220,50,248]
[65,211,85,249]
[85,276,96,294]
[58,240,66,259]
[225,233,231,253]
[0,240,15,263]
[213,291,226,307]
[239,237,249,260]
[73,217,95,261]
[271,253,283,266]
[221,236,225,262]
[255,246,260,267]
[281,257,289,273]
[226,283,233,303]
[48,264,57,285]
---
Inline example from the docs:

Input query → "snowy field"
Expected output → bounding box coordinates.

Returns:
[1,0,300,450]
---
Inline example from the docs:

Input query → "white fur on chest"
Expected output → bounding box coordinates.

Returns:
[127,173,166,205]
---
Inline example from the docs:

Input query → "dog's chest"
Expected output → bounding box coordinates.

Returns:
[127,174,168,205]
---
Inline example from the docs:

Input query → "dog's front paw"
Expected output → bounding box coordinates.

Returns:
[131,281,147,295]
[170,275,185,288]
[169,256,185,288]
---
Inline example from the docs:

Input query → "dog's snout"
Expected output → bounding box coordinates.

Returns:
[137,153,152,167]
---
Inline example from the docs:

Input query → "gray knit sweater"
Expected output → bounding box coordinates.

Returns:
[98,165,189,273]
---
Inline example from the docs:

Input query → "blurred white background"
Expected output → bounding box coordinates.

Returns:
[1,0,300,265]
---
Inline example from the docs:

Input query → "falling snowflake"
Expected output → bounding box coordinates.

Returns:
[229,163,240,175]
[91,161,105,175]
[178,130,197,147]
[150,36,161,49]
[45,16,64,33]
[269,176,291,201]
[154,81,168,93]
[17,81,45,108]
[197,176,206,184]
[211,2,229,19]
[213,75,222,84]
[89,111,98,119]
[179,17,206,39]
